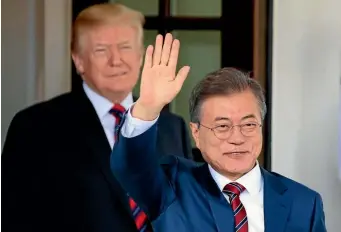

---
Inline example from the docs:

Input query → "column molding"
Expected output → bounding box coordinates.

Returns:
[41,0,72,101]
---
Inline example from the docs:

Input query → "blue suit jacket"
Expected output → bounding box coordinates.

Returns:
[111,123,326,232]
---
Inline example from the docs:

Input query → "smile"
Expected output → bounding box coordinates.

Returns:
[224,151,248,156]
[108,72,127,77]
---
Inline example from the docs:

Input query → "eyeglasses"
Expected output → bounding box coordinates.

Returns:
[199,122,262,140]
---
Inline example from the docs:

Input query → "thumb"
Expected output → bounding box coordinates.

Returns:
[175,66,190,90]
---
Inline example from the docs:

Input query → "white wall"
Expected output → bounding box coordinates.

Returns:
[1,0,71,146]
[272,0,341,231]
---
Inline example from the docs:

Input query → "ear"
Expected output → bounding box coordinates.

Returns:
[190,122,201,149]
[71,52,85,75]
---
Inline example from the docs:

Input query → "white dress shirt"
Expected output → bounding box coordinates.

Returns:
[209,164,264,232]
[83,82,153,148]
[121,108,265,232]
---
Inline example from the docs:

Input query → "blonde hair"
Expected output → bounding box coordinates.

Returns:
[71,3,145,54]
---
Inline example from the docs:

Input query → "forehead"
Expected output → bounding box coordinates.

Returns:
[200,90,261,122]
[86,24,138,45]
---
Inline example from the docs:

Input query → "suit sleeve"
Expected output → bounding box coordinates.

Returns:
[311,193,327,232]
[179,117,193,160]
[111,110,176,221]
[1,112,45,231]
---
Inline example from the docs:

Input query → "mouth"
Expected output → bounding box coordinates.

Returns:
[107,72,127,78]
[224,151,249,157]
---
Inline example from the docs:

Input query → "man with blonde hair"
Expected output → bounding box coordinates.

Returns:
[2,3,192,232]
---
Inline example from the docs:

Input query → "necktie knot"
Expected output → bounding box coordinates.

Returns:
[223,182,246,196]
[110,104,126,123]
[110,104,126,116]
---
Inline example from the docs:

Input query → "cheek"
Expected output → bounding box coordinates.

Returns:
[250,135,263,157]
[87,58,106,74]
[128,55,142,78]
[199,134,222,158]
[122,51,141,66]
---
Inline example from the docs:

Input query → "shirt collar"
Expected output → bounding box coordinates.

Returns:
[209,161,263,196]
[83,82,134,119]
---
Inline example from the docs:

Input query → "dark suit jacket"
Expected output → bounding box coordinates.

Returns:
[1,89,192,232]
[111,122,327,232]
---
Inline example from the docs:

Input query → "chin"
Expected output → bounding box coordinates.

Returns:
[105,82,133,91]
[222,158,255,174]
[226,166,250,174]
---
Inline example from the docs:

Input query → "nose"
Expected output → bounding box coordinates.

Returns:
[227,126,245,145]
[108,47,123,66]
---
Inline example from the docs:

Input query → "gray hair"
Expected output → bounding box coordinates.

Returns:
[189,67,267,123]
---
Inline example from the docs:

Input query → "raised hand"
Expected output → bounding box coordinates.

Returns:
[133,33,190,120]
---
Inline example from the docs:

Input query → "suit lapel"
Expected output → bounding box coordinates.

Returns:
[194,164,235,232]
[262,168,291,232]
[73,90,132,214]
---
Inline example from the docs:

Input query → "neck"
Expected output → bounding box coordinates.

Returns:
[83,81,131,104]
[224,172,245,181]
[105,91,130,104]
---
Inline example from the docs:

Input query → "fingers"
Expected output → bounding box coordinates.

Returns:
[160,33,173,65]
[153,35,163,66]
[143,45,154,69]
[175,66,190,89]
[152,33,178,67]
[168,39,180,72]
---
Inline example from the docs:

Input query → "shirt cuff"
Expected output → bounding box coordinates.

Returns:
[121,104,159,138]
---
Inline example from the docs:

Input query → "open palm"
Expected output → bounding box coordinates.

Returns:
[139,33,190,109]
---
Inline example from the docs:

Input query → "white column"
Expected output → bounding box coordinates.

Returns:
[272,0,341,231]
[1,0,72,146]
[43,0,72,100]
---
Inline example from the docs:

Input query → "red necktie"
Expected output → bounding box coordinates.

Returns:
[109,104,126,141]
[223,182,248,232]
[110,104,152,231]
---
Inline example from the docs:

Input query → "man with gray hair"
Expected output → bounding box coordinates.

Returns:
[110,33,326,231]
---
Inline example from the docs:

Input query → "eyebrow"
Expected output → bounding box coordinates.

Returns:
[213,114,257,122]
[241,114,257,120]
[94,41,131,48]
[117,41,131,45]
[214,117,231,122]
[94,43,110,48]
